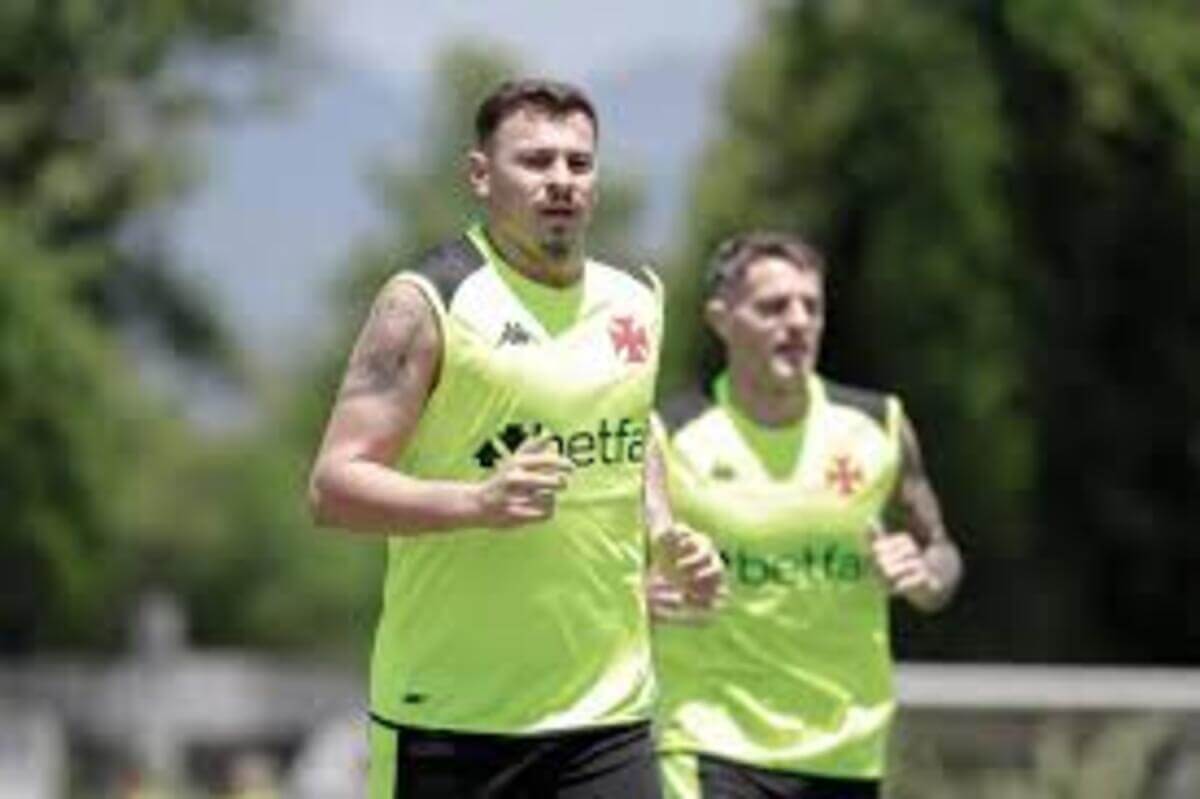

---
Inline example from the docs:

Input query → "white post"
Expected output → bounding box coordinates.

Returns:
[129,591,186,788]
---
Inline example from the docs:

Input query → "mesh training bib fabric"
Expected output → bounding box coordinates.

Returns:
[654,373,902,779]
[368,225,662,734]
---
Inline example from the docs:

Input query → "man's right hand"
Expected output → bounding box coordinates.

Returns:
[647,524,725,623]
[474,434,574,528]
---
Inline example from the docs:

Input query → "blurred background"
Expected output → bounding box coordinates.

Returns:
[2,0,1199,796]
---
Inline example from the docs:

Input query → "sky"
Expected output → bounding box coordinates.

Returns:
[295,1,751,87]
[170,2,755,369]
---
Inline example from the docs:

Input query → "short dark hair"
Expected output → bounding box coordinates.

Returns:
[705,231,826,298]
[474,78,599,147]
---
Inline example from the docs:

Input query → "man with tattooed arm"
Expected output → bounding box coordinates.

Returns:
[308,78,722,798]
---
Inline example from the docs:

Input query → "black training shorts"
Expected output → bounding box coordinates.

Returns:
[369,715,661,798]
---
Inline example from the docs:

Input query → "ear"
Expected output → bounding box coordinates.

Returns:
[705,297,731,342]
[467,149,490,200]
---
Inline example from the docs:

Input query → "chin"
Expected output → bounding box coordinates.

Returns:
[539,234,577,260]
[769,363,809,388]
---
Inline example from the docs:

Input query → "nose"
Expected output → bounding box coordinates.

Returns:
[545,157,574,197]
[784,299,811,329]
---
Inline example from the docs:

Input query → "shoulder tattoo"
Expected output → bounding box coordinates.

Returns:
[340,280,435,400]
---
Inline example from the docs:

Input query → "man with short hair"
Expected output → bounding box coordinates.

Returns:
[307,78,722,798]
[650,232,963,798]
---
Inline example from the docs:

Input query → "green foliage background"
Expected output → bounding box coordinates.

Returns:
[3,0,1199,671]
[0,0,281,651]
[664,0,1200,663]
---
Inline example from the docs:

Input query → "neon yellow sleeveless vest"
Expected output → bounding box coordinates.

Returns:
[369,225,662,733]
[654,373,902,778]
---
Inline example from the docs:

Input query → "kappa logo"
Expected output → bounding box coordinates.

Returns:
[473,418,646,470]
[608,315,649,364]
[710,461,737,481]
[497,321,534,347]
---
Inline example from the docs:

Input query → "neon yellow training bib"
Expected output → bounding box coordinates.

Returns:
[369,225,663,734]
[654,373,902,778]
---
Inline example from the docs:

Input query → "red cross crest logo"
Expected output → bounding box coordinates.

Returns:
[825,454,864,497]
[609,315,649,364]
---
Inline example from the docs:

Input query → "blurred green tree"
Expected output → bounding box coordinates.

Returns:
[667,0,1200,661]
[985,0,1200,662]
[0,0,280,651]
[0,219,130,647]
[1,0,280,369]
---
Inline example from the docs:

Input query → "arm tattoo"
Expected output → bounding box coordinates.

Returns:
[893,415,948,547]
[340,281,433,400]
[891,413,963,608]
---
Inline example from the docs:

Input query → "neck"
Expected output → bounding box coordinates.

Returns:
[727,367,810,428]
[484,223,584,288]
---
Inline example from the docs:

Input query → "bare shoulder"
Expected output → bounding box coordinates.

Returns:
[339,276,441,402]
